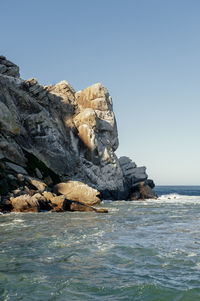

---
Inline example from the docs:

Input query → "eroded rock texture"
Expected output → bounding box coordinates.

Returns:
[0,56,156,204]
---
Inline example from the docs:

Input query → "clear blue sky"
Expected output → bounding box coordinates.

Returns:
[1,0,200,185]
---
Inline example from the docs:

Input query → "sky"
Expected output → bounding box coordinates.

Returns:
[1,0,200,185]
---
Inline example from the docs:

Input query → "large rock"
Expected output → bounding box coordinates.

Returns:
[54,181,101,205]
[10,194,41,212]
[73,83,127,199]
[130,181,158,200]
[0,56,155,201]
[7,191,108,213]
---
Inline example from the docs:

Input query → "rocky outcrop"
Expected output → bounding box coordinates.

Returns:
[7,193,108,213]
[119,156,148,187]
[0,162,108,213]
[130,181,158,200]
[63,199,108,213]
[54,181,101,206]
[0,56,20,78]
[0,55,156,210]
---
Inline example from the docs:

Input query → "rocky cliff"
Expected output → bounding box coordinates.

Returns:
[0,55,156,211]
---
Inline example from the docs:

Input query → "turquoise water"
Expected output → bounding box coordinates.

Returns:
[1,186,200,300]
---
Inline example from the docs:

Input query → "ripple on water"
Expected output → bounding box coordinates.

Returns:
[1,192,200,300]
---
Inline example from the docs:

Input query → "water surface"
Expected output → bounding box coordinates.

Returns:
[1,186,200,300]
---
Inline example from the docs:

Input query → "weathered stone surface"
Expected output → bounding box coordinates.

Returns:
[73,83,125,199]
[119,156,148,185]
[54,181,101,205]
[118,156,153,197]
[24,176,47,192]
[0,101,20,135]
[10,194,40,212]
[0,57,20,78]
[5,162,28,175]
[42,191,65,211]
[145,179,155,189]
[0,56,155,202]
[6,190,108,213]
[130,181,158,200]
[9,192,52,212]
[63,199,108,213]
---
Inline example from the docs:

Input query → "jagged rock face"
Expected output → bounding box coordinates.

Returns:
[0,74,79,175]
[119,156,148,189]
[0,56,154,200]
[0,56,20,78]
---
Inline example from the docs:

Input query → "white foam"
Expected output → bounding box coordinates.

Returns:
[0,218,25,227]
[187,252,197,257]
[13,218,24,223]
[145,193,200,204]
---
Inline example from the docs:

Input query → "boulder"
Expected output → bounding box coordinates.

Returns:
[42,191,65,211]
[54,181,101,205]
[10,194,40,212]
[130,181,158,201]
[24,176,47,192]
[63,199,108,213]
[10,192,53,212]
[145,179,155,189]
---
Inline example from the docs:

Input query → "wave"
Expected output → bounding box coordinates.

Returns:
[155,186,200,197]
[157,193,200,203]
[159,193,189,200]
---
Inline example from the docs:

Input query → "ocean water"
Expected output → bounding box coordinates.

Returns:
[1,186,200,301]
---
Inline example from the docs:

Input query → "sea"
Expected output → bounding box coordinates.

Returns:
[1,186,200,301]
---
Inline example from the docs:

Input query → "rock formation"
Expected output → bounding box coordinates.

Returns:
[54,181,101,206]
[0,55,157,213]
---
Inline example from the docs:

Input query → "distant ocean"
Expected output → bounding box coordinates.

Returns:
[1,186,200,301]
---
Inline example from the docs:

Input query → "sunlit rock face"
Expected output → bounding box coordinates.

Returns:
[0,56,153,200]
[73,83,125,198]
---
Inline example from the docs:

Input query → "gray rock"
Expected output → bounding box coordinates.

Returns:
[130,181,157,200]
[0,154,4,159]
[5,162,28,175]
[24,176,47,192]
[119,156,148,191]
[0,64,7,73]
[0,56,20,77]
[35,168,43,179]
